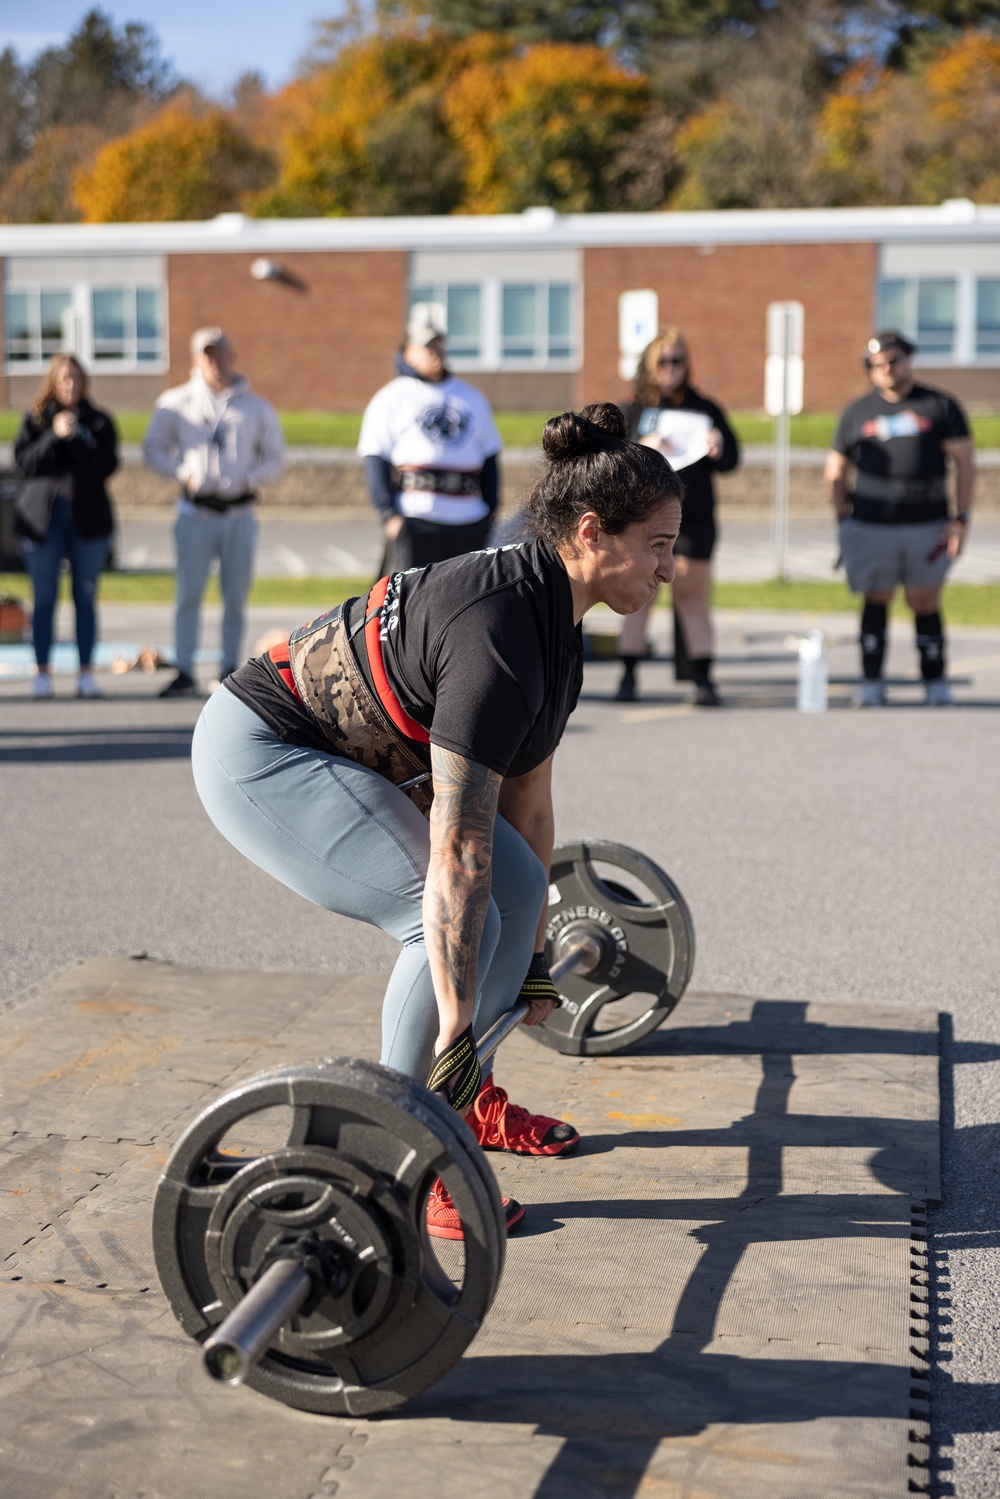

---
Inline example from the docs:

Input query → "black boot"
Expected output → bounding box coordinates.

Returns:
[691,657,722,706]
[615,655,640,702]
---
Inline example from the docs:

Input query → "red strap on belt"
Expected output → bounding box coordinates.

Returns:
[364,577,431,744]
[267,641,302,702]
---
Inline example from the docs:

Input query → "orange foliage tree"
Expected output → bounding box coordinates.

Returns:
[442,42,651,212]
[253,30,513,217]
[815,31,1000,206]
[919,29,1000,201]
[74,98,275,221]
[0,122,109,222]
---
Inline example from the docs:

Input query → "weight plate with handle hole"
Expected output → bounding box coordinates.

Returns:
[532,838,695,1056]
[152,1056,505,1416]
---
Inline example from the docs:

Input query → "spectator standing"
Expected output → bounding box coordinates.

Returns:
[143,327,285,697]
[618,328,739,705]
[359,304,502,573]
[825,331,974,707]
[14,353,118,699]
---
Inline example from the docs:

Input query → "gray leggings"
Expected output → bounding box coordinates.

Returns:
[191,687,546,1085]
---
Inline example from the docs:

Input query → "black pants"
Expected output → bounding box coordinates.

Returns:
[380,516,492,575]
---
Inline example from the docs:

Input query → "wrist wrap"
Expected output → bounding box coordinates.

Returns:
[426,1024,482,1112]
[519,953,560,1008]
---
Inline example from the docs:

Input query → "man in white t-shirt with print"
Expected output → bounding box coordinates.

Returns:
[359,304,502,573]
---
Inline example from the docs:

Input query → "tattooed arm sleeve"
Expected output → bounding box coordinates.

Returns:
[424,745,502,1050]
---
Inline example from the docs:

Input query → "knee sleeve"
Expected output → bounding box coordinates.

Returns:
[915,612,945,681]
[860,602,887,681]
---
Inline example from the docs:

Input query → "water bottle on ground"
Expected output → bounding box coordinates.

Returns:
[797,629,827,713]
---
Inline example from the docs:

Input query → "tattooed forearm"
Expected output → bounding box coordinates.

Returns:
[424,747,502,1043]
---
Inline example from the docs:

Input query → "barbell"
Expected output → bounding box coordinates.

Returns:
[152,840,694,1416]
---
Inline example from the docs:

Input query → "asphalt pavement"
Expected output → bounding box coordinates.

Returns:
[109,508,1000,583]
[1,605,998,1492]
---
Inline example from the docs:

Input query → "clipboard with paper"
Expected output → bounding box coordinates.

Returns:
[638,408,712,471]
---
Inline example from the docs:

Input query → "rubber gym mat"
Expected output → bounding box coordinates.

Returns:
[0,960,939,1498]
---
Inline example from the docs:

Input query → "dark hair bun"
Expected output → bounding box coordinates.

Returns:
[542,402,628,462]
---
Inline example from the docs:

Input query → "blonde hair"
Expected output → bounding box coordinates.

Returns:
[32,352,89,422]
[633,327,691,407]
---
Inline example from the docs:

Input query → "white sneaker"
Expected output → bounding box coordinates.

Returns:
[77,670,103,699]
[32,672,54,698]
[852,679,886,708]
[925,679,955,707]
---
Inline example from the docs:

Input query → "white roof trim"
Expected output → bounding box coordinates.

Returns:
[1,200,999,257]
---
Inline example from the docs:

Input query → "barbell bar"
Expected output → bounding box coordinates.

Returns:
[201,934,601,1387]
[153,839,695,1416]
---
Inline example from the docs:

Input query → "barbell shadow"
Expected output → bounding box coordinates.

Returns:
[403,1011,937,1497]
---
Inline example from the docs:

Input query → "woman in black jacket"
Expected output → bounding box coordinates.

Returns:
[14,354,118,698]
[619,327,740,705]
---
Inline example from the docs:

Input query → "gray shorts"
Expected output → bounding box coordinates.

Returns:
[839,518,952,596]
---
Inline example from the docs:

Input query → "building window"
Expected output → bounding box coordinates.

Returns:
[410,284,482,359]
[502,284,574,362]
[871,274,1000,363]
[409,279,577,370]
[4,288,74,363]
[976,279,1000,357]
[92,286,164,364]
[4,283,166,371]
[877,276,958,359]
[916,279,957,357]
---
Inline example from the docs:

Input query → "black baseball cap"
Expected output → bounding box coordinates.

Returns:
[865,330,916,364]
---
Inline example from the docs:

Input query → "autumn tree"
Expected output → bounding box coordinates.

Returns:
[667,7,838,209]
[814,28,1000,204]
[443,41,653,211]
[74,100,276,222]
[0,124,109,223]
[0,8,180,222]
[254,30,513,217]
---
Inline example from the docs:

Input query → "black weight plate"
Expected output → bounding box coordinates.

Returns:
[532,839,695,1056]
[153,1057,505,1416]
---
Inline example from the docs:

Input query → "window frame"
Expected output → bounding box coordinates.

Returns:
[3,280,169,375]
[408,277,579,372]
[876,271,1000,368]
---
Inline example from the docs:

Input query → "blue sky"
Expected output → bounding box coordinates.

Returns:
[0,0,351,96]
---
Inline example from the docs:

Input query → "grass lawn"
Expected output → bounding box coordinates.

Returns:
[3,409,999,450]
[3,572,998,628]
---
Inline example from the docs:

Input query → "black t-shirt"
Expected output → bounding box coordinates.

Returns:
[226,539,583,779]
[833,384,969,482]
[379,539,582,777]
[621,387,739,524]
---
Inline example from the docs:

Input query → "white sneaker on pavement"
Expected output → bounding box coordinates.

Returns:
[852,679,886,708]
[925,679,955,707]
[32,672,54,698]
[77,670,103,699]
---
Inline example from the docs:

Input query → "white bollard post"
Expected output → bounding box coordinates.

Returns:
[796,629,828,713]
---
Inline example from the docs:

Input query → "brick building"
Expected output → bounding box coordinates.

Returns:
[3,198,999,415]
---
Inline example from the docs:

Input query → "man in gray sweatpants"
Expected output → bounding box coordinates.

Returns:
[143,326,285,696]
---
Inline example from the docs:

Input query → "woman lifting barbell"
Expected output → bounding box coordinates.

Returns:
[190,403,683,1241]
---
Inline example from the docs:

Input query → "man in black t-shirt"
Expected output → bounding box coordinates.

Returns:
[825,330,975,706]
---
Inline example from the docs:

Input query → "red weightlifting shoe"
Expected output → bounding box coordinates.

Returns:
[425,1176,525,1241]
[467,1081,580,1157]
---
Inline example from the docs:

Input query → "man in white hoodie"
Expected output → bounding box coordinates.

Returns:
[143,326,285,696]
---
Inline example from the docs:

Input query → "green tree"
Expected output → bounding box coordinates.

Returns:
[0,47,30,182]
[29,7,177,133]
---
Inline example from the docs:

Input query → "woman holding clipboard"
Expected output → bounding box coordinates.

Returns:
[618,327,739,705]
